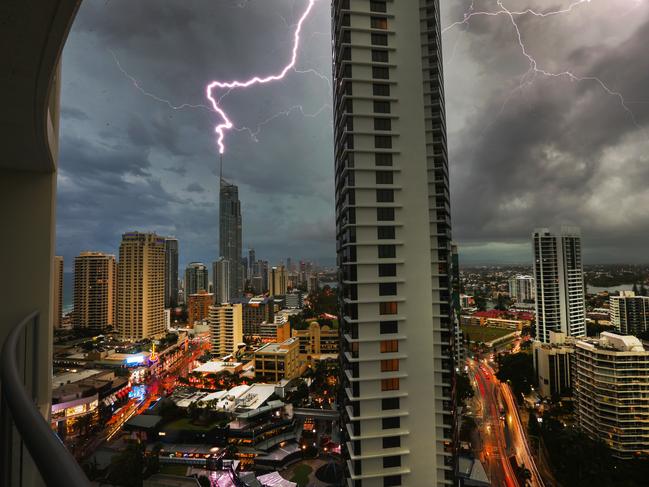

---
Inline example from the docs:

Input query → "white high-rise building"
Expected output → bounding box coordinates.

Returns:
[209,303,243,358]
[508,274,535,303]
[610,291,649,336]
[333,1,455,485]
[532,227,586,343]
[574,332,649,459]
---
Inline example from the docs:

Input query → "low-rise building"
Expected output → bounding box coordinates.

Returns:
[574,332,649,459]
[532,332,575,398]
[259,321,291,342]
[292,322,339,355]
[254,338,300,382]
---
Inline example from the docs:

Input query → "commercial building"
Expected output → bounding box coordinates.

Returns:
[573,332,649,459]
[164,238,179,308]
[533,227,586,343]
[185,262,209,297]
[509,275,535,303]
[54,255,64,328]
[209,303,243,357]
[610,291,649,336]
[220,175,243,297]
[292,322,339,355]
[532,332,574,398]
[242,296,274,336]
[117,232,166,340]
[187,290,214,326]
[73,251,117,331]
[253,337,300,382]
[285,289,304,309]
[332,1,455,484]
[258,321,291,342]
[268,265,287,297]
[213,258,231,304]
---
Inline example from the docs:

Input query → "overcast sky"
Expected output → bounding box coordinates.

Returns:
[57,0,649,270]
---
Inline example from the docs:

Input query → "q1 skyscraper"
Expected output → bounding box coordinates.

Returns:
[219,168,243,298]
[333,1,455,486]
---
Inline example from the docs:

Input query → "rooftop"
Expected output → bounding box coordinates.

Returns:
[255,338,298,354]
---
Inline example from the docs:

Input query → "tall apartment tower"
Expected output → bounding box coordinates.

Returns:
[213,258,231,304]
[185,262,209,296]
[117,232,166,340]
[209,303,243,357]
[509,275,535,303]
[268,265,287,297]
[610,291,649,336]
[164,238,179,308]
[533,227,586,342]
[73,252,117,330]
[248,248,256,279]
[53,255,64,328]
[332,1,455,485]
[220,175,243,297]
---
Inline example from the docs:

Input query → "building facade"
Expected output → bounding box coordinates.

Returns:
[253,337,300,382]
[213,258,231,304]
[164,238,179,309]
[220,176,243,297]
[532,332,574,398]
[268,265,287,297]
[242,296,274,336]
[73,252,117,331]
[285,290,304,309]
[610,291,649,336]
[573,332,649,458]
[508,275,535,303]
[185,262,209,297]
[188,290,214,326]
[533,227,586,343]
[117,232,166,340]
[292,322,339,355]
[209,303,243,357]
[54,255,64,328]
[332,1,455,484]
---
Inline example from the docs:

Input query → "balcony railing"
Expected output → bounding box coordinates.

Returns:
[1,311,91,487]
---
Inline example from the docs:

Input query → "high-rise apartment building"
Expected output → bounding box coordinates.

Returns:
[268,265,287,297]
[332,1,455,485]
[188,290,214,325]
[533,227,586,342]
[242,295,275,336]
[73,252,116,330]
[185,262,209,297]
[247,248,256,279]
[509,275,535,303]
[220,175,243,297]
[574,332,649,459]
[53,255,64,329]
[164,237,179,308]
[117,232,166,340]
[213,258,231,304]
[610,291,649,336]
[209,303,243,357]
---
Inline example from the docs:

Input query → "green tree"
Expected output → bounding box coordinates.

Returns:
[496,353,535,398]
[455,373,474,406]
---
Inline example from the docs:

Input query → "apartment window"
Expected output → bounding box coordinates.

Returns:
[382,397,399,410]
[383,436,401,449]
[376,189,394,203]
[380,301,398,315]
[381,378,400,391]
[376,171,393,184]
[371,17,388,30]
[379,282,397,296]
[375,153,393,166]
[382,416,400,429]
[378,263,396,276]
[381,359,399,372]
[370,1,387,13]
[372,66,390,79]
[372,49,389,62]
[377,207,394,221]
[374,118,392,131]
[371,33,388,46]
[380,321,398,334]
[383,456,401,468]
[377,226,395,240]
[374,100,391,113]
[373,83,390,96]
[375,135,392,148]
[380,339,398,353]
[378,245,396,258]
[384,475,401,487]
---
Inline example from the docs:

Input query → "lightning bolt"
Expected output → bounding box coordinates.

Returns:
[205,0,318,154]
[443,0,645,132]
[233,103,332,142]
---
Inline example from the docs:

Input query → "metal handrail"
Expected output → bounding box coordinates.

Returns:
[1,311,91,487]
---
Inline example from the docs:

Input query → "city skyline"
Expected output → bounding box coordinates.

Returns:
[55,0,649,271]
